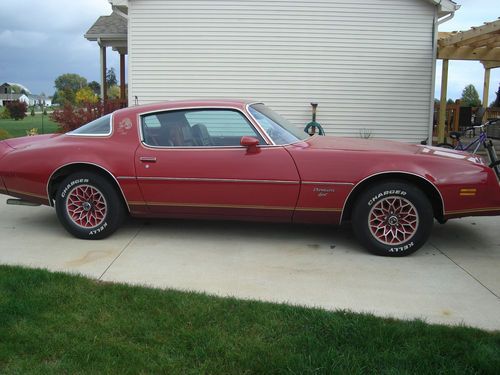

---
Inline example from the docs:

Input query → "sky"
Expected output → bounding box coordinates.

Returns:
[0,0,498,102]
[0,0,116,96]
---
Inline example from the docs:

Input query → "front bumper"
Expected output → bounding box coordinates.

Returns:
[0,141,13,195]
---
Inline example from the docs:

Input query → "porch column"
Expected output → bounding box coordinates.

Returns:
[120,52,126,101]
[99,41,107,103]
[438,59,449,144]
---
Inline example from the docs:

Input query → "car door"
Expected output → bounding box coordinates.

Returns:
[135,107,300,221]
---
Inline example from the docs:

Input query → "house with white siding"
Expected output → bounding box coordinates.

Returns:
[86,0,459,143]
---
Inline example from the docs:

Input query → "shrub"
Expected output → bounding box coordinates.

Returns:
[50,100,122,133]
[0,107,10,119]
[5,100,28,121]
[43,107,47,115]
[26,128,39,136]
[30,107,35,116]
[51,103,100,133]
[0,129,11,140]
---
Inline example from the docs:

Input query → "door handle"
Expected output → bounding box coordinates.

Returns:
[140,156,157,163]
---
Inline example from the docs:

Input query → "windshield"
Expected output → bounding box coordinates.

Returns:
[248,104,306,145]
[67,114,112,136]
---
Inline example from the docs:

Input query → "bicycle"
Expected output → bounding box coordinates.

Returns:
[437,119,500,179]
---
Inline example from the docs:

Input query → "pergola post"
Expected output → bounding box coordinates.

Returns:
[482,65,491,116]
[99,41,108,104]
[438,59,449,144]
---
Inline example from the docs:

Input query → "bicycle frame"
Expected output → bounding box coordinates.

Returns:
[438,119,500,180]
[455,130,487,154]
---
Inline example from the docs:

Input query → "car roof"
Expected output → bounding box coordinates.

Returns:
[118,99,261,116]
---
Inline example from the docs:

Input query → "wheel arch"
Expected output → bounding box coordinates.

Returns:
[47,162,130,212]
[341,172,444,223]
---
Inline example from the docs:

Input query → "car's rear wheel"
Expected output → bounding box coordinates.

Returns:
[352,181,433,256]
[55,172,125,239]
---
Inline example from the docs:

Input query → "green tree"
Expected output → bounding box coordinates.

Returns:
[107,85,121,99]
[460,84,481,107]
[492,83,500,108]
[9,84,23,94]
[54,73,88,92]
[106,68,118,87]
[88,81,101,95]
[52,91,61,105]
[0,107,10,119]
[57,88,76,105]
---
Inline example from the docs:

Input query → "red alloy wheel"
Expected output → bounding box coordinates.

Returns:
[65,184,107,228]
[368,196,419,246]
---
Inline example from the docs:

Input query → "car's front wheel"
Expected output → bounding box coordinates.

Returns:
[55,172,125,239]
[352,181,433,256]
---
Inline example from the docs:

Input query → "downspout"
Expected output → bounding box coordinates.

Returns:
[427,2,457,144]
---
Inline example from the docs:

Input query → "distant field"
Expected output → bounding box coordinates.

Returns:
[0,114,59,138]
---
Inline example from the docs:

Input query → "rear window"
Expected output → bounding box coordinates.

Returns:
[68,114,112,136]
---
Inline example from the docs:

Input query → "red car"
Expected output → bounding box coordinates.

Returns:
[0,100,499,256]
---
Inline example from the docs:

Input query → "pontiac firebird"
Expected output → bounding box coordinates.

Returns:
[0,100,499,256]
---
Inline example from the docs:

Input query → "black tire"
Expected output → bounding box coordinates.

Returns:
[55,172,125,239]
[352,181,433,257]
[436,142,454,149]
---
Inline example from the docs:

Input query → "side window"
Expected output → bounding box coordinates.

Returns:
[141,109,264,147]
[68,114,112,136]
[185,110,264,146]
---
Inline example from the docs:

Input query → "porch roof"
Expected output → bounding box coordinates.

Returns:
[84,11,127,52]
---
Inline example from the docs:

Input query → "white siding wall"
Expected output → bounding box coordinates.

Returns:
[128,0,436,142]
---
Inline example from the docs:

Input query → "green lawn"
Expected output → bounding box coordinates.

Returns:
[0,265,499,374]
[0,114,59,138]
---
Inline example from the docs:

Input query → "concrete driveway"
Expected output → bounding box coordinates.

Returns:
[0,194,499,331]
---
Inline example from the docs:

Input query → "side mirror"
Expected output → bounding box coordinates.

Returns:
[240,136,260,152]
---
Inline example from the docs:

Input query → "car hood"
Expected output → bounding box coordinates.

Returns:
[302,136,422,154]
[3,134,61,150]
[299,136,486,165]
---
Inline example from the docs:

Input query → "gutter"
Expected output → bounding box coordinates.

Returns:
[112,6,128,20]
[437,11,455,26]
[429,0,461,13]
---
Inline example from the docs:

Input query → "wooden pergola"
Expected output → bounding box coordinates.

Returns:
[436,19,500,143]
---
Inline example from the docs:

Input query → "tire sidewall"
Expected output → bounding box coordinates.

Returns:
[352,181,433,257]
[55,173,124,239]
